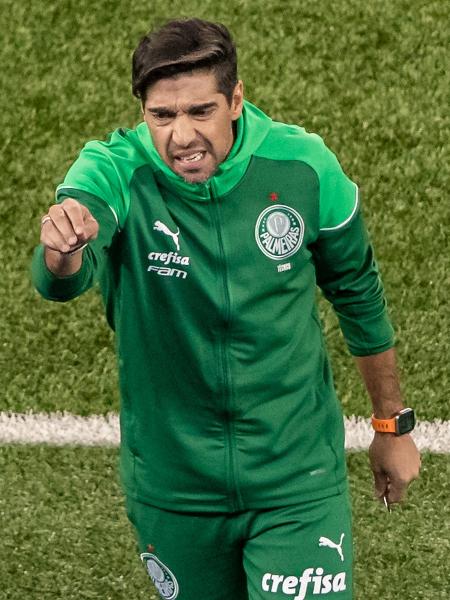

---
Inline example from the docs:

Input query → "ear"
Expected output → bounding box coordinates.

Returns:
[231,80,244,120]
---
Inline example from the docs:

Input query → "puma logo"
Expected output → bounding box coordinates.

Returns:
[318,534,345,562]
[154,220,180,251]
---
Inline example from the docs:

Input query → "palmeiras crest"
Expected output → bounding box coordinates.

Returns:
[255,204,304,260]
[140,553,179,599]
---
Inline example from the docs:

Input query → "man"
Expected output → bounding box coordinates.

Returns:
[32,18,420,600]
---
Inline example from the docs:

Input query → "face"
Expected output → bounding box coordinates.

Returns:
[143,70,243,184]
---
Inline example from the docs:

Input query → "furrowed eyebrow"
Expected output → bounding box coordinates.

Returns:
[187,102,217,114]
[147,102,218,117]
[147,107,177,117]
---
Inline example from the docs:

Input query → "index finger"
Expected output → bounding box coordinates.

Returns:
[59,198,86,237]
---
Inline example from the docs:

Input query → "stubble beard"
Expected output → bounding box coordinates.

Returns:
[181,164,217,185]
[176,150,219,185]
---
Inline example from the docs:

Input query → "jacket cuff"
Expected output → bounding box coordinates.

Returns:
[31,244,91,302]
[337,304,396,357]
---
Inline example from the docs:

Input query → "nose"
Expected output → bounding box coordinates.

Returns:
[171,115,197,148]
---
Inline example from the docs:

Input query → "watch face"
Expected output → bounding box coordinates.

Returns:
[397,409,415,435]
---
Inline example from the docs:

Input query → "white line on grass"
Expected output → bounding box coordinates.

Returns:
[0,412,449,453]
[0,412,120,446]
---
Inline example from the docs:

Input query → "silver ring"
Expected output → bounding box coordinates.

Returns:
[41,215,52,227]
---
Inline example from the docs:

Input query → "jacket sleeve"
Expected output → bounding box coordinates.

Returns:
[31,140,123,303]
[309,139,395,356]
[311,207,395,356]
[31,190,119,302]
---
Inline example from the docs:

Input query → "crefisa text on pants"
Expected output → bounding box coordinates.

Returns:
[262,567,346,598]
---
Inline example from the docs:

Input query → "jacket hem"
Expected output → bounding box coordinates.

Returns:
[122,479,347,514]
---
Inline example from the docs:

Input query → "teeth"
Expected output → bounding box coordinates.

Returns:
[179,152,203,163]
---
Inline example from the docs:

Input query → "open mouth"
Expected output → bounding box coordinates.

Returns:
[174,151,206,165]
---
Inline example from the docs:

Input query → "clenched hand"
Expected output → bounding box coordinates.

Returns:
[40,198,99,276]
[369,432,421,506]
[40,197,98,253]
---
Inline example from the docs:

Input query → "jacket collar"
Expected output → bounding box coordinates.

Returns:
[136,100,272,201]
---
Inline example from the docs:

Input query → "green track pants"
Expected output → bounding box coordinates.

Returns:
[126,489,352,600]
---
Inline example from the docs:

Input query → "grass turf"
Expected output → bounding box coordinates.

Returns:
[1,2,448,598]
[0,0,448,418]
[0,447,448,599]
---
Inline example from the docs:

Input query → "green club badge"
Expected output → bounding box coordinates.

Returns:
[255,204,304,260]
[141,553,179,599]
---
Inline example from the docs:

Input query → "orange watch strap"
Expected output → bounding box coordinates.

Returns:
[371,414,397,433]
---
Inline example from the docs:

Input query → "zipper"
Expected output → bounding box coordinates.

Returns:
[208,181,243,512]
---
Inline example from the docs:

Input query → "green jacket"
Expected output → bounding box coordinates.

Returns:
[32,101,394,512]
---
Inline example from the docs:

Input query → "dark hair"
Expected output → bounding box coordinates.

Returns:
[132,18,238,104]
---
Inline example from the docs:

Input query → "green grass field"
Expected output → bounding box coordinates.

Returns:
[1,449,449,599]
[1,0,449,598]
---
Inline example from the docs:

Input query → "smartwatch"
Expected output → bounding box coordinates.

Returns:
[371,408,415,436]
